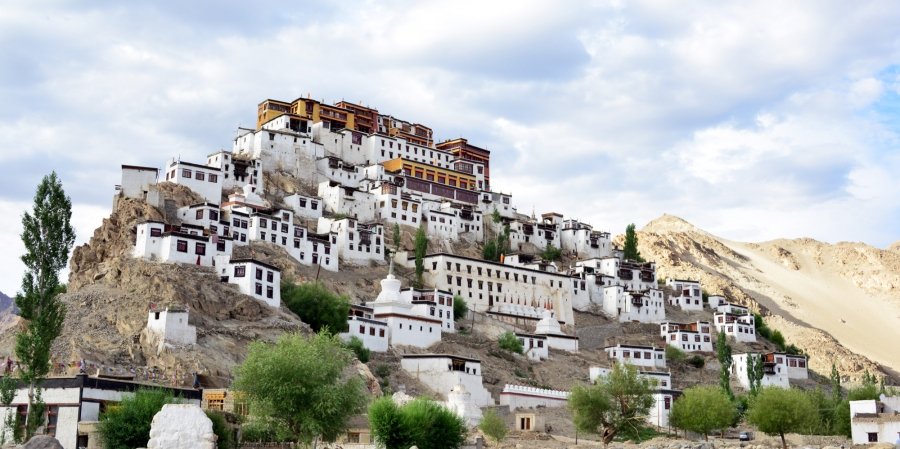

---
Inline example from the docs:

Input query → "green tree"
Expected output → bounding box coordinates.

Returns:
[479,408,507,444]
[746,354,764,397]
[665,345,686,363]
[746,387,817,449]
[369,397,467,449]
[233,332,367,447]
[481,239,498,262]
[281,281,350,333]
[491,208,501,224]
[498,332,523,354]
[568,363,655,445]
[452,296,468,322]
[829,363,842,403]
[622,224,643,262]
[0,375,16,445]
[769,330,786,350]
[98,389,179,449]
[541,244,562,262]
[669,386,735,440]
[205,410,235,449]
[345,336,371,363]
[804,388,834,435]
[392,223,401,250]
[716,331,733,400]
[15,172,75,436]
[414,226,428,288]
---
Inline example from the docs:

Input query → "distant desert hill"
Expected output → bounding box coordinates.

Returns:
[889,241,900,254]
[634,214,900,382]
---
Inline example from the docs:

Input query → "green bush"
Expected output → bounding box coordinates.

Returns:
[479,408,507,443]
[687,355,706,368]
[98,389,180,449]
[205,411,234,449]
[453,296,468,321]
[281,281,350,333]
[374,363,391,379]
[541,244,562,261]
[345,336,371,363]
[498,332,523,354]
[369,397,467,449]
[665,345,686,363]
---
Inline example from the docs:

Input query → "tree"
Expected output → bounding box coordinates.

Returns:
[452,296,468,322]
[414,226,427,288]
[98,389,180,449]
[670,386,735,440]
[345,336,371,363]
[479,408,507,444]
[541,244,562,262]
[205,411,235,449]
[281,281,350,333]
[392,223,401,251]
[15,172,75,436]
[622,224,643,262]
[233,332,366,447]
[369,397,467,449]
[568,363,655,445]
[746,387,816,449]
[716,332,733,400]
[746,354,764,397]
[769,330,786,350]
[829,363,842,403]
[0,375,16,445]
[481,239,498,262]
[491,208,501,224]
[498,332,523,354]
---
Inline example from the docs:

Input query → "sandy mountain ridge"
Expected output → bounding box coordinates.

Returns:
[635,214,900,382]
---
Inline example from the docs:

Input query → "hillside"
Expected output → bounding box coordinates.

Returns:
[635,214,900,381]
[0,291,18,337]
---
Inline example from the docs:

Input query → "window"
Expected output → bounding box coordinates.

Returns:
[234,266,246,277]
[150,227,162,237]
[182,169,192,178]
[176,240,188,253]
[255,283,262,295]
[266,286,273,299]
[256,268,263,280]
[267,271,274,282]
[196,172,205,181]
[195,209,204,220]
[45,405,59,436]
[195,242,206,255]
[209,174,218,183]
[867,433,878,442]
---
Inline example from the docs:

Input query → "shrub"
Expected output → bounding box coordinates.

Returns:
[687,355,705,368]
[98,389,179,449]
[369,397,467,449]
[205,411,235,449]
[345,336,371,363]
[498,332,523,354]
[541,244,562,261]
[453,296,468,321]
[665,345,686,363]
[479,408,507,443]
[281,281,350,333]
[374,363,391,379]
[670,386,735,440]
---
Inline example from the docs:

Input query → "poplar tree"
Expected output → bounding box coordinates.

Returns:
[623,224,643,262]
[15,172,75,437]
[413,226,427,288]
[746,353,765,396]
[716,331,733,400]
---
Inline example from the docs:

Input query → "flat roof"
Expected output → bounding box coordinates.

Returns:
[228,258,281,272]
[401,353,480,364]
[121,164,158,172]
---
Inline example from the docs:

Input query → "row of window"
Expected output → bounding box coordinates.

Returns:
[610,350,663,360]
[169,168,219,183]
[195,208,220,221]
[233,266,275,282]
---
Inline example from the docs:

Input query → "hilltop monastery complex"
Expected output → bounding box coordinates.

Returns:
[0,95,826,447]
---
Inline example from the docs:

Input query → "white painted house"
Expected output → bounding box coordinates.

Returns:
[145,307,197,348]
[604,344,666,369]
[714,311,756,343]
[161,159,223,204]
[499,385,569,409]
[665,278,704,311]
[119,165,159,201]
[221,258,282,308]
[133,221,232,267]
[0,375,200,449]
[317,217,385,266]
[731,352,808,390]
[400,354,493,407]
[850,395,900,445]
[284,193,324,221]
[660,320,714,352]
[516,333,549,361]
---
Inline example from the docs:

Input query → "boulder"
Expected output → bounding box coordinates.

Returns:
[147,404,216,449]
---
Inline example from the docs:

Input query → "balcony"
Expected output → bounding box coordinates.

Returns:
[618,269,633,281]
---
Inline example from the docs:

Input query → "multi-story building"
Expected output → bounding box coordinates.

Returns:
[436,138,490,189]
[559,219,612,260]
[604,344,667,370]
[379,115,434,147]
[133,221,232,267]
[589,366,678,428]
[666,278,704,311]
[660,320,713,352]
[160,159,223,204]
[317,217,384,266]
[407,252,581,326]
[714,307,756,343]
[849,395,900,444]
[731,352,808,390]
[218,258,282,308]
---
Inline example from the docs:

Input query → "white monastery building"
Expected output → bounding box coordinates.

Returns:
[604,344,666,370]
[660,320,714,352]
[731,352,808,390]
[665,278,704,311]
[850,395,900,445]
[400,354,493,407]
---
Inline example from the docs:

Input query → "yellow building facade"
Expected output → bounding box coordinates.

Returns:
[257,98,356,131]
[382,158,477,191]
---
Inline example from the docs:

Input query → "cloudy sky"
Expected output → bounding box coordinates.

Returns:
[1,1,899,295]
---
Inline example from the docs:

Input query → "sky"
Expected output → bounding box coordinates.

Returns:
[1,0,899,295]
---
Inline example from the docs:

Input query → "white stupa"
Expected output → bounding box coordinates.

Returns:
[535,309,562,335]
[374,255,403,304]
[446,383,483,427]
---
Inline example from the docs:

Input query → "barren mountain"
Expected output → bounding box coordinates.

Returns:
[635,214,900,382]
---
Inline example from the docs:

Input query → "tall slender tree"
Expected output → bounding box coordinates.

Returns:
[716,331,733,400]
[413,226,427,288]
[746,353,765,396]
[15,172,75,436]
[623,224,643,262]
